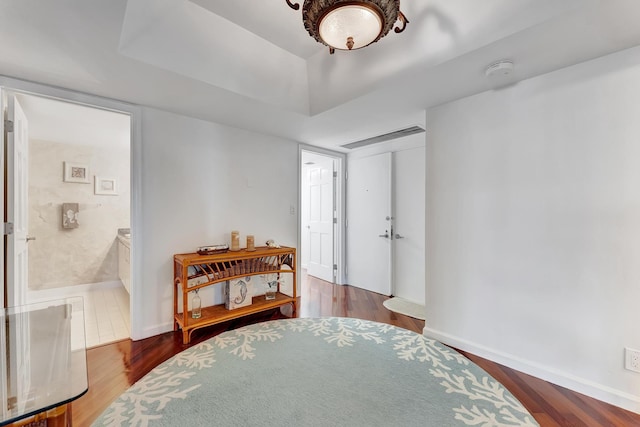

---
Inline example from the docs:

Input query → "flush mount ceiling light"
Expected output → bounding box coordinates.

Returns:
[286,0,408,54]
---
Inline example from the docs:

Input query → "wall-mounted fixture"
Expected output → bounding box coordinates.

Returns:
[286,0,408,54]
[62,203,79,229]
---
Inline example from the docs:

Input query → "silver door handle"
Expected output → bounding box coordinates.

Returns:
[378,232,389,238]
[26,236,36,242]
[394,234,405,239]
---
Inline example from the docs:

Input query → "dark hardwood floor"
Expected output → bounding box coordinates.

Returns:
[73,274,640,426]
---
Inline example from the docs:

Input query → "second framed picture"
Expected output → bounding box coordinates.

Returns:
[94,176,118,195]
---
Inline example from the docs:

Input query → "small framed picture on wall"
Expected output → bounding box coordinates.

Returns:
[94,176,118,195]
[63,162,90,183]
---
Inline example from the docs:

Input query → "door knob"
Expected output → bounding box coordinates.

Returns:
[394,234,405,239]
[26,236,36,242]
[378,231,389,238]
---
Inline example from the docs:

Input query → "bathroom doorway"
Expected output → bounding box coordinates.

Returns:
[3,91,132,347]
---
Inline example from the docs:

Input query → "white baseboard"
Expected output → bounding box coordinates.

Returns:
[423,326,640,415]
[135,322,174,341]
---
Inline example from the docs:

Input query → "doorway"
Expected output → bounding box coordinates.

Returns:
[346,146,425,304]
[3,90,133,347]
[346,152,393,295]
[300,149,344,284]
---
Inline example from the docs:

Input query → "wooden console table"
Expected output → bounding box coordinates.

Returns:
[173,246,297,344]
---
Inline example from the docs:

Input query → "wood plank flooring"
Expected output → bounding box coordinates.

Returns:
[73,274,640,426]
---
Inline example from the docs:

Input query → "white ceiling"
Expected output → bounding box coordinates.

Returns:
[1,0,640,151]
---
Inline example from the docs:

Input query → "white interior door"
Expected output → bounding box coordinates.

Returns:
[2,92,31,412]
[392,147,426,304]
[306,155,335,282]
[5,94,29,308]
[347,152,392,295]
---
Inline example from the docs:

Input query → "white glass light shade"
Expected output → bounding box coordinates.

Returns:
[318,5,383,50]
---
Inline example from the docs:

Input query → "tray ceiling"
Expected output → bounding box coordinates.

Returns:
[1,0,639,150]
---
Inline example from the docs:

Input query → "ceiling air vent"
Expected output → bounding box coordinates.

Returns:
[340,126,425,150]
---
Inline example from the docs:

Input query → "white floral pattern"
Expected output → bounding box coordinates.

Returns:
[100,367,200,427]
[433,368,537,426]
[94,318,538,426]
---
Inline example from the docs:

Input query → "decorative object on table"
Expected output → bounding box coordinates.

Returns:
[196,244,229,255]
[278,264,294,297]
[285,0,409,55]
[191,290,201,319]
[63,161,90,183]
[265,274,278,300]
[186,267,210,288]
[94,318,538,427]
[62,203,79,229]
[230,230,240,251]
[246,235,256,251]
[265,239,281,248]
[94,176,118,195]
[225,277,253,310]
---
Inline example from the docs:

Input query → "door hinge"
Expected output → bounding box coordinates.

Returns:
[333,218,337,224]
[4,119,14,133]
[333,264,337,270]
[333,171,337,178]
[4,222,14,235]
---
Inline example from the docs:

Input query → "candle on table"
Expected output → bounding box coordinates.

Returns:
[231,230,240,251]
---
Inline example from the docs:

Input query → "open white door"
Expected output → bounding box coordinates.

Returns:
[304,154,335,282]
[0,90,6,418]
[1,91,31,418]
[5,94,29,308]
[347,152,392,295]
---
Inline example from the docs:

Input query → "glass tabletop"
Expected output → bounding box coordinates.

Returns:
[1,297,88,426]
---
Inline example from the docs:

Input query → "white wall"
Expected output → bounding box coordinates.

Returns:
[28,138,130,289]
[424,45,640,413]
[138,107,298,338]
[393,146,426,304]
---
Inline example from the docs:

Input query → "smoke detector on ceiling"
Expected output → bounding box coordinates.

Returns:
[485,60,515,89]
[485,60,514,78]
